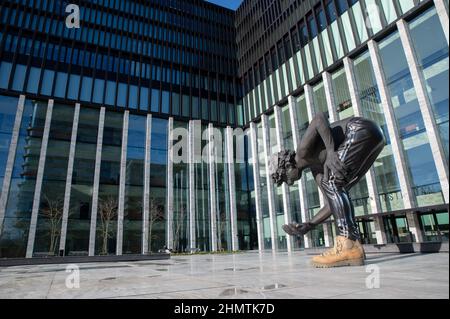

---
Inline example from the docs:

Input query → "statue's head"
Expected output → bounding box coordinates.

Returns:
[269,150,300,187]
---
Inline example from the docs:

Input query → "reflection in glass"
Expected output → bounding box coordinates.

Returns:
[0,100,47,257]
[379,31,444,207]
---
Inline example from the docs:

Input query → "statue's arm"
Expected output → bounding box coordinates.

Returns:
[299,112,346,181]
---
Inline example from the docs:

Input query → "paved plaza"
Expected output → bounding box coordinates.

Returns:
[0,251,448,299]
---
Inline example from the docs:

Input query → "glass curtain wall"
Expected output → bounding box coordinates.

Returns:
[353,51,404,212]
[408,7,449,161]
[66,107,99,256]
[95,111,123,255]
[34,103,75,255]
[256,122,272,249]
[269,114,286,250]
[379,31,444,207]
[0,96,18,199]
[195,124,210,252]
[0,100,47,257]
[172,121,189,252]
[234,131,256,250]
[215,127,232,251]
[122,115,146,254]
[149,118,167,253]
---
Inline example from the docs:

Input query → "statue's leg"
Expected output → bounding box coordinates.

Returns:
[311,120,385,267]
[321,118,385,241]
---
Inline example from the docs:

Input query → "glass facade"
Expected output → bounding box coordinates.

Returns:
[379,31,444,207]
[0,0,448,258]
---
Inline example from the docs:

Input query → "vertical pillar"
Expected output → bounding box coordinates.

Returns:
[368,40,416,209]
[142,114,152,254]
[26,99,54,258]
[323,223,333,248]
[59,103,80,254]
[434,0,449,45]
[406,211,425,243]
[304,84,315,120]
[88,107,105,256]
[398,19,449,203]
[249,123,265,251]
[287,96,311,248]
[344,57,383,215]
[322,72,339,122]
[305,85,332,248]
[0,95,25,235]
[274,105,293,252]
[226,127,239,251]
[116,111,129,256]
[188,121,196,251]
[261,115,278,251]
[374,215,388,245]
[208,124,218,252]
[166,118,174,250]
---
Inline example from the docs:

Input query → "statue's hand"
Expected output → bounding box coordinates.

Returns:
[282,222,314,237]
[323,151,347,182]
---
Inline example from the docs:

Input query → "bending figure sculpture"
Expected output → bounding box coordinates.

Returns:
[269,112,386,268]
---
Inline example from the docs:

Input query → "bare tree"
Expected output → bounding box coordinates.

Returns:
[39,194,64,255]
[173,203,186,253]
[98,196,118,255]
[217,212,228,251]
[148,199,164,252]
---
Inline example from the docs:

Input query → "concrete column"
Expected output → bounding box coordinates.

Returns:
[287,96,311,248]
[261,115,278,251]
[398,19,449,204]
[304,84,316,119]
[166,118,174,250]
[142,114,152,254]
[116,111,129,256]
[226,126,239,251]
[434,0,449,45]
[322,72,339,122]
[344,57,383,216]
[0,95,25,235]
[208,124,218,252]
[306,88,333,247]
[249,124,265,251]
[406,211,425,243]
[274,105,293,252]
[323,223,333,248]
[374,215,388,245]
[368,40,416,209]
[88,107,105,256]
[26,100,54,258]
[59,103,80,254]
[188,121,196,251]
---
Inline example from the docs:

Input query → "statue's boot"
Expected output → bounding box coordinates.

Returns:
[311,236,365,268]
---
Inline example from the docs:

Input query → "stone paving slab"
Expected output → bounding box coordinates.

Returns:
[0,252,448,299]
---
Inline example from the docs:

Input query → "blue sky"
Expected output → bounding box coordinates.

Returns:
[206,0,243,10]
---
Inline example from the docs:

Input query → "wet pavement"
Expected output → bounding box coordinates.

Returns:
[0,251,448,299]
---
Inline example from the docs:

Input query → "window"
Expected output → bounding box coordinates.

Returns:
[151,89,160,113]
[12,64,27,92]
[336,0,348,16]
[26,67,41,94]
[315,7,327,32]
[325,0,337,23]
[54,72,68,98]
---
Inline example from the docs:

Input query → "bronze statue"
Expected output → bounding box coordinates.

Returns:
[270,112,385,268]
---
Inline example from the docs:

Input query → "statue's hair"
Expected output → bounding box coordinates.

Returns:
[269,150,297,186]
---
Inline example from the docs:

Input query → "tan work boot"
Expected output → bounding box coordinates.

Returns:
[311,236,365,268]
